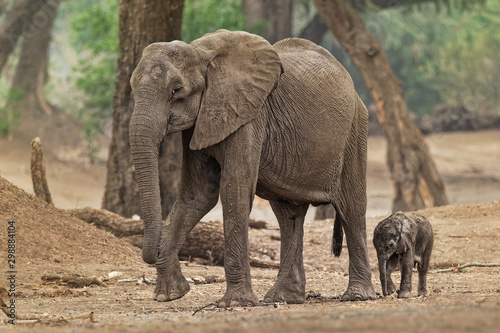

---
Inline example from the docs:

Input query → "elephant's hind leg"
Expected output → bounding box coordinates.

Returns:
[417,246,432,297]
[336,102,376,302]
[263,200,308,304]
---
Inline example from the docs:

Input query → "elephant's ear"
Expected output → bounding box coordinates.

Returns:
[189,30,282,150]
[396,218,412,254]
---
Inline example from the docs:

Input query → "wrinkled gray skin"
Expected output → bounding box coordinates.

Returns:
[373,212,434,298]
[129,30,376,307]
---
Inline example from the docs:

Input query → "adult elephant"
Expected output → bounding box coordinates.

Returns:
[129,30,375,306]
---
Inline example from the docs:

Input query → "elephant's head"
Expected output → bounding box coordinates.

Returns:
[129,30,282,264]
[373,214,412,295]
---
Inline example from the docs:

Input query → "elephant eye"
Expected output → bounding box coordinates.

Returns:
[171,86,183,96]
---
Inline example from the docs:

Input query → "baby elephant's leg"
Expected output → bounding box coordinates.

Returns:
[417,247,432,297]
[398,250,414,298]
[386,254,399,295]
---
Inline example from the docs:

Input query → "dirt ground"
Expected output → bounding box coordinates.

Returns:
[0,130,499,332]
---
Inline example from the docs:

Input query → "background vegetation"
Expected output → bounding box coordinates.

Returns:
[2,0,498,147]
[358,0,500,115]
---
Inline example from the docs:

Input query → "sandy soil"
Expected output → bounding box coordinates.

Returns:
[0,130,499,332]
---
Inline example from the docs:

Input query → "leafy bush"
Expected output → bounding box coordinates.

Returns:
[183,0,248,42]
[0,81,22,137]
[355,1,500,115]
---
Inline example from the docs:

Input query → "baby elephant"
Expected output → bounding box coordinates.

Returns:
[373,212,434,298]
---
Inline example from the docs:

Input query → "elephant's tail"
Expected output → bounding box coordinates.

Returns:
[332,211,343,257]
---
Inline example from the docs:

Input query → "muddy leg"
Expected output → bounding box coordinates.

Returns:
[417,247,432,297]
[385,254,399,295]
[397,250,414,298]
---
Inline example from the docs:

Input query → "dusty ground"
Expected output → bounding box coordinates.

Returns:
[0,130,499,332]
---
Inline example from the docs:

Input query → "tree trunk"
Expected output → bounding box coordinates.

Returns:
[30,137,53,205]
[299,13,328,45]
[242,0,293,44]
[70,207,143,237]
[314,0,448,212]
[315,204,336,220]
[102,0,184,218]
[71,206,224,266]
[0,0,45,74]
[3,0,83,148]
[9,0,59,117]
[70,207,275,266]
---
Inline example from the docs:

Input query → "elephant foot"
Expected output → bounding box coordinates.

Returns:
[153,266,190,302]
[341,283,377,302]
[397,290,411,298]
[263,282,305,304]
[216,285,259,308]
[418,288,427,297]
[386,281,397,295]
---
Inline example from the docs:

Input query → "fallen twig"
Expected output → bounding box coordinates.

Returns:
[41,274,104,288]
[249,257,280,269]
[432,262,500,273]
[1,310,95,325]
[191,275,226,285]
[192,302,217,316]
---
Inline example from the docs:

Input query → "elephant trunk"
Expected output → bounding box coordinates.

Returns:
[129,112,165,265]
[378,256,387,296]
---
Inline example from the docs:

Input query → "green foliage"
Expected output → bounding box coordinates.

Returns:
[70,0,118,115]
[0,81,22,137]
[347,0,486,12]
[64,0,118,160]
[344,0,499,115]
[426,0,500,113]
[182,0,260,42]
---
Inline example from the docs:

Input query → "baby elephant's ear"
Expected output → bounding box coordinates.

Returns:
[396,218,412,254]
[189,30,282,150]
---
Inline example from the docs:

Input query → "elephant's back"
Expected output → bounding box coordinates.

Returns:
[256,39,361,202]
[268,38,358,140]
[273,38,357,110]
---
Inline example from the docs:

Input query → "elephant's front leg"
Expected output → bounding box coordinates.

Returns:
[385,254,399,295]
[154,151,220,302]
[263,200,308,304]
[154,205,198,302]
[155,201,218,301]
[397,249,414,298]
[216,136,261,307]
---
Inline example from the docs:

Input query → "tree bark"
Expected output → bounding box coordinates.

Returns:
[70,207,143,237]
[315,204,336,220]
[72,207,225,265]
[314,0,448,212]
[299,13,328,45]
[9,0,59,117]
[242,0,293,44]
[102,0,184,218]
[0,0,45,74]
[30,137,53,205]
[70,207,273,266]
